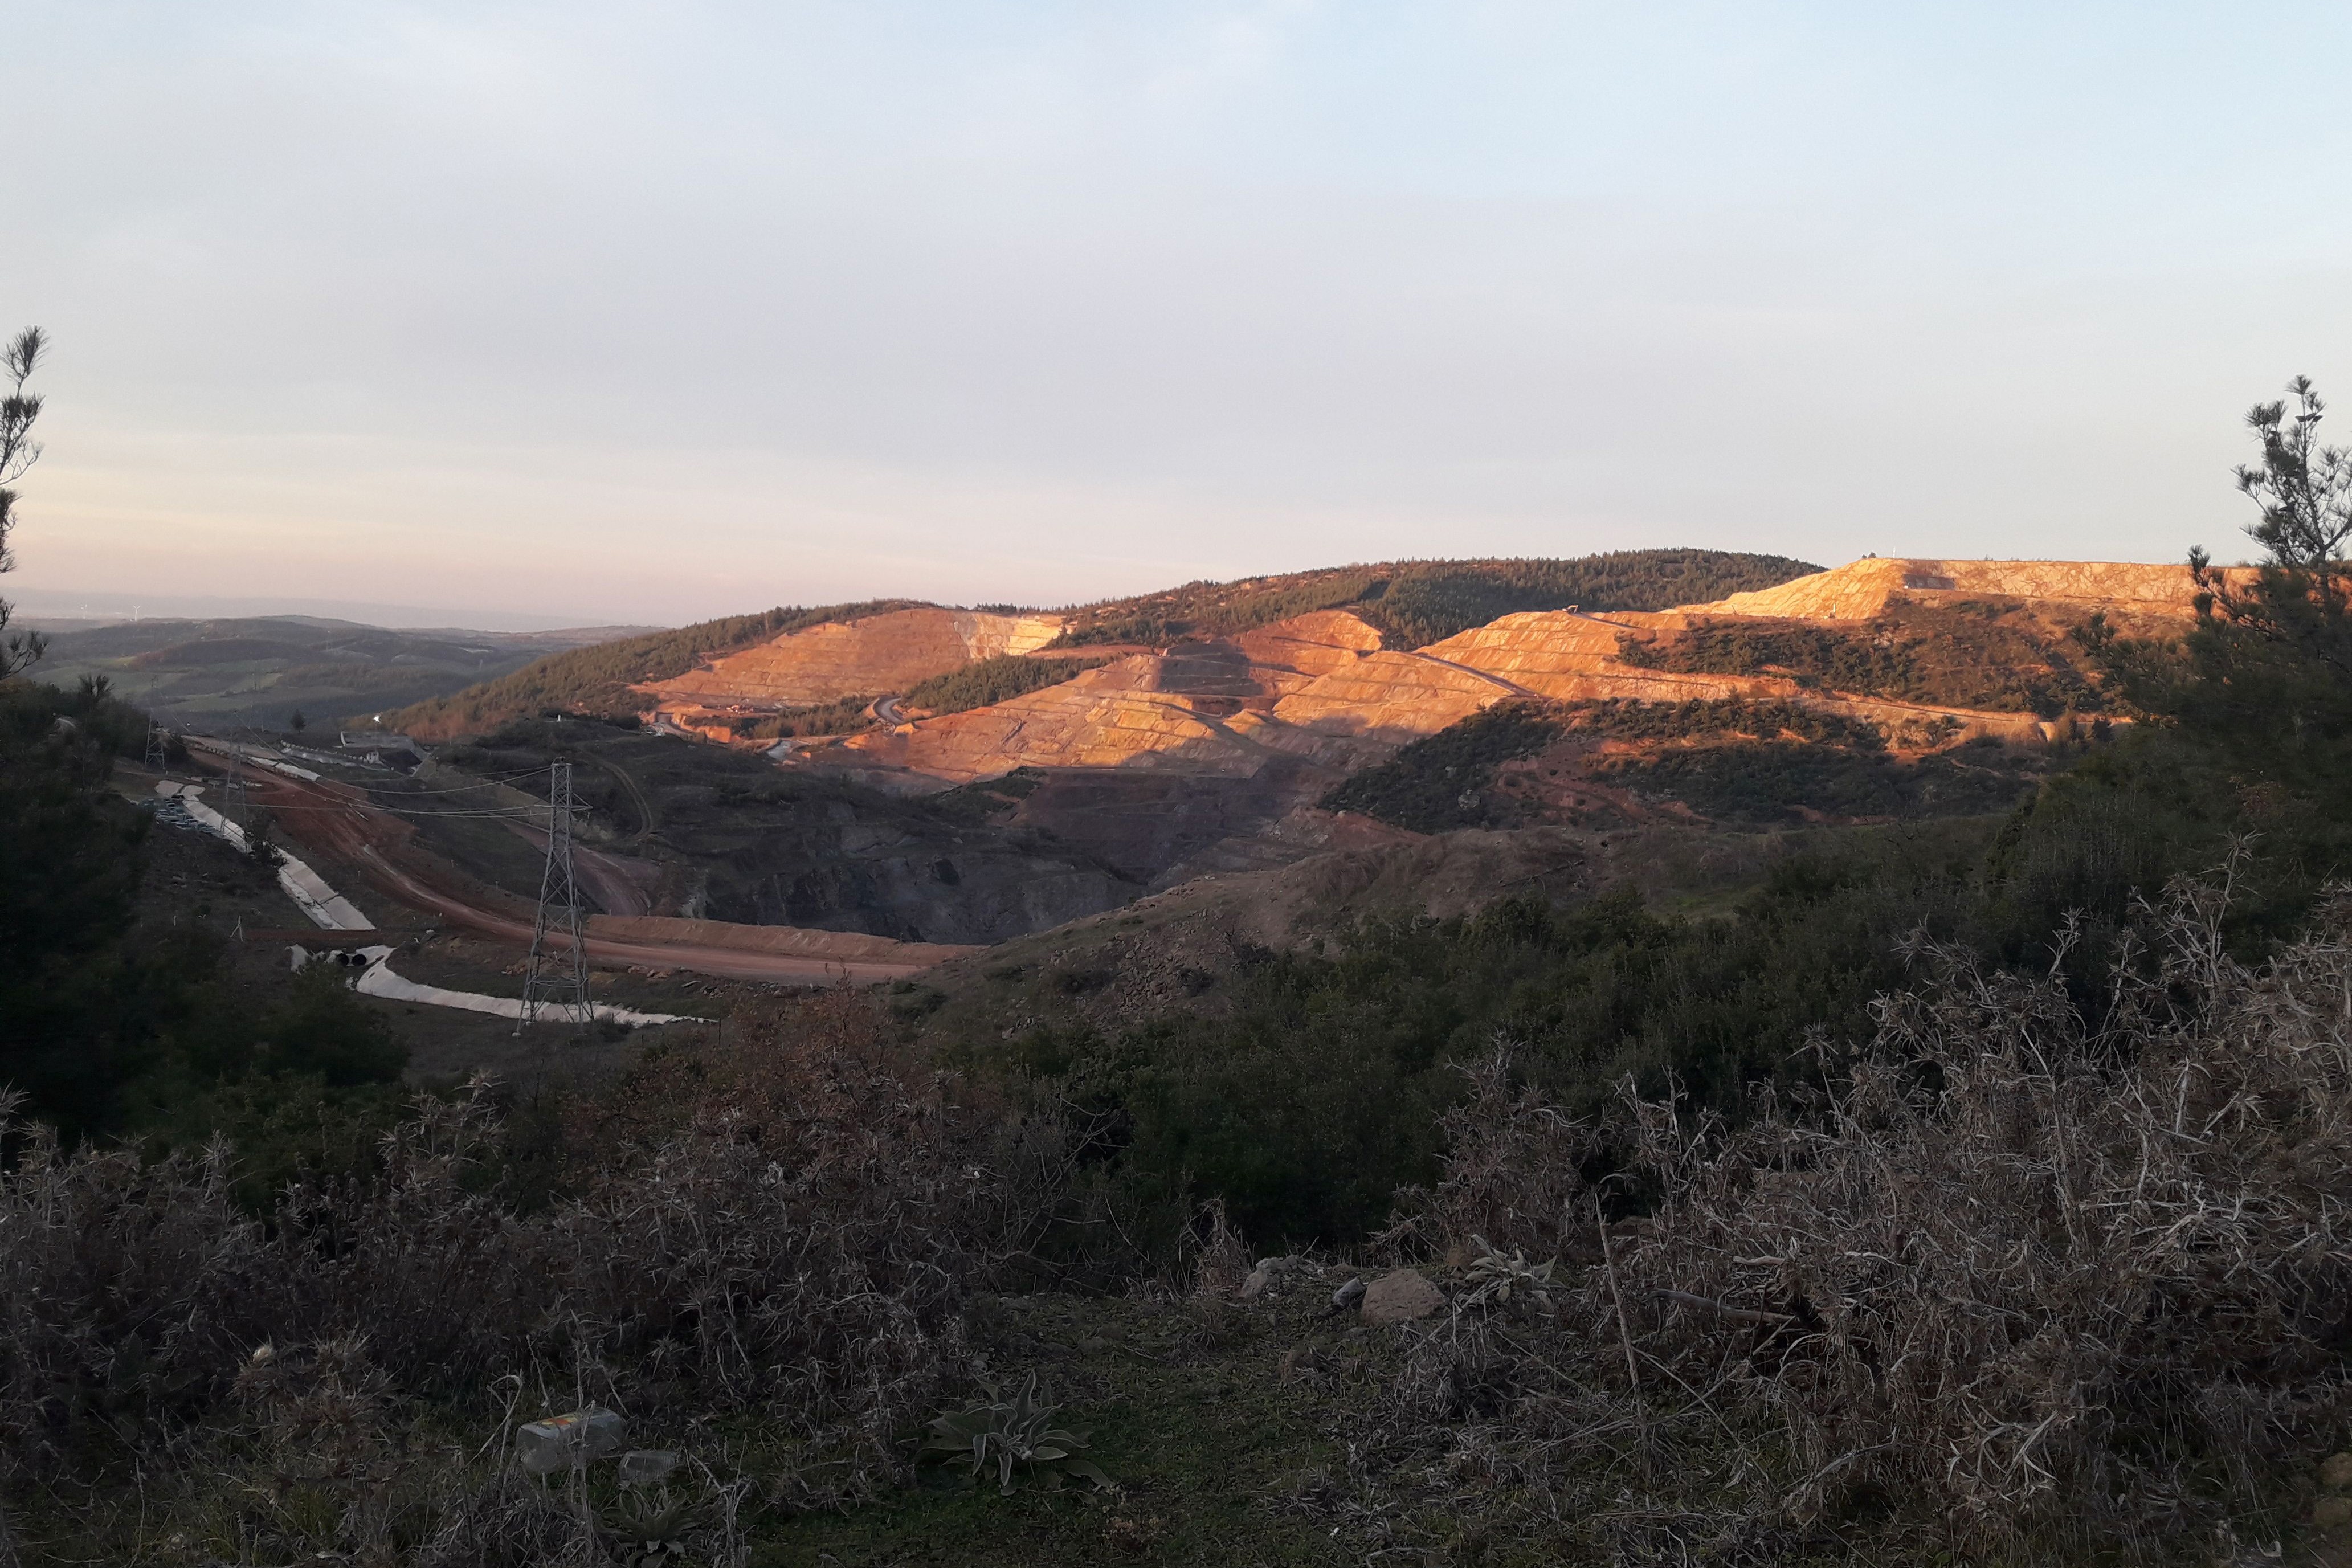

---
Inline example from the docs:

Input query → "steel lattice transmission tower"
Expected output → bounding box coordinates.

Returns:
[220,753,248,825]
[142,718,170,773]
[519,761,593,1031]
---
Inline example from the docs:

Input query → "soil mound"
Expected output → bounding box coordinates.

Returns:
[1686,557,2225,622]
[640,607,1064,707]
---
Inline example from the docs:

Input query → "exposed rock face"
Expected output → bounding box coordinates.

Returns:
[1231,610,1386,694]
[791,591,2088,793]
[1687,557,2228,623]
[1420,611,1777,703]
[808,612,1391,783]
[1263,651,1518,760]
[640,607,1064,708]
[822,658,1272,783]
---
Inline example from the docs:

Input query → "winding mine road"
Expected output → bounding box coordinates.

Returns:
[182,747,951,984]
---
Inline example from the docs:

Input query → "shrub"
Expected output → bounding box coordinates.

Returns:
[0,995,1071,1545]
[1389,860,2352,1551]
[1046,552,1820,650]
[903,653,1111,716]
[1616,600,2109,716]
[1318,700,1561,831]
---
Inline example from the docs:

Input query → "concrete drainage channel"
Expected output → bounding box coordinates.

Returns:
[154,779,700,1027]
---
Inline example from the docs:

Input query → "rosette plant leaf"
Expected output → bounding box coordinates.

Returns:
[598,1485,710,1566]
[1461,1234,1558,1314]
[919,1373,1110,1494]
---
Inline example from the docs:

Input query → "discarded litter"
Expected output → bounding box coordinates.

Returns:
[618,1448,680,1485]
[516,1406,630,1475]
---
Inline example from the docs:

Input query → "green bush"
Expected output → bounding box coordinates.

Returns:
[1318,699,1914,835]
[956,830,1993,1246]
[1616,599,2108,716]
[903,654,1111,715]
[1318,701,1562,831]
[1598,738,2041,826]
[1047,551,1820,650]
[1361,551,1821,648]
[0,680,173,1137]
[729,695,876,739]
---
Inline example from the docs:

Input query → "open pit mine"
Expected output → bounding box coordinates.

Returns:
[330,554,2216,967]
[598,556,2203,895]
[649,557,2197,778]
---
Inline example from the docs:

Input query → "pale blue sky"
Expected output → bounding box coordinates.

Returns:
[7,2,2350,625]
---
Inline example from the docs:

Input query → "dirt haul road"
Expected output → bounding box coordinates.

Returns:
[186,750,968,984]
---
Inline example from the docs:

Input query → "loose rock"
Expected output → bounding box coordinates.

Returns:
[1330,1277,1367,1313]
[2324,1451,2352,1491]
[1240,1254,1304,1299]
[1360,1268,1446,1325]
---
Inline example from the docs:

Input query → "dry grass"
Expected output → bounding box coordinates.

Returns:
[0,993,1060,1560]
[1385,855,2352,1556]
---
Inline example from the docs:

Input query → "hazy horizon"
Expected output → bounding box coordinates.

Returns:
[10,3,2351,627]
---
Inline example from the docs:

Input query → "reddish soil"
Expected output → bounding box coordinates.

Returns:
[189,754,948,983]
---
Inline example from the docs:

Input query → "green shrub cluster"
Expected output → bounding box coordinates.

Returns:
[1359,551,1821,648]
[954,828,1994,1244]
[1049,569,1391,647]
[1320,699,1901,835]
[1618,599,2107,716]
[1559,696,1885,747]
[1047,551,1820,650]
[902,654,1112,714]
[0,676,411,1146]
[729,695,877,739]
[1598,737,2042,825]
[1318,701,1562,831]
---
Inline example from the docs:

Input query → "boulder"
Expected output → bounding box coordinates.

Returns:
[1359,1268,1445,1325]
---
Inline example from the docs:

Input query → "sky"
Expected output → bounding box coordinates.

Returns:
[6,2,2352,628]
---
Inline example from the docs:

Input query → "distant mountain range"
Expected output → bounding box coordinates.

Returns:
[28,615,660,731]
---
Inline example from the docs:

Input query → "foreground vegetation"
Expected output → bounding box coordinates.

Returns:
[8,872,2351,1565]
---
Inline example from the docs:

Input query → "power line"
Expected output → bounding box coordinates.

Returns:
[518,761,592,1034]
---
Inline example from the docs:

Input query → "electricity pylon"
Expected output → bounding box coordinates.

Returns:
[220,753,248,826]
[143,718,170,773]
[519,761,593,1031]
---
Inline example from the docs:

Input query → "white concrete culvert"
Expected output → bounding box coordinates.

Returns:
[339,946,698,1027]
[162,780,701,1027]
[157,780,374,930]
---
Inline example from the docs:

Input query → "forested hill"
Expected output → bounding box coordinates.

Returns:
[1047,549,1823,649]
[383,601,932,738]
[383,552,1818,739]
